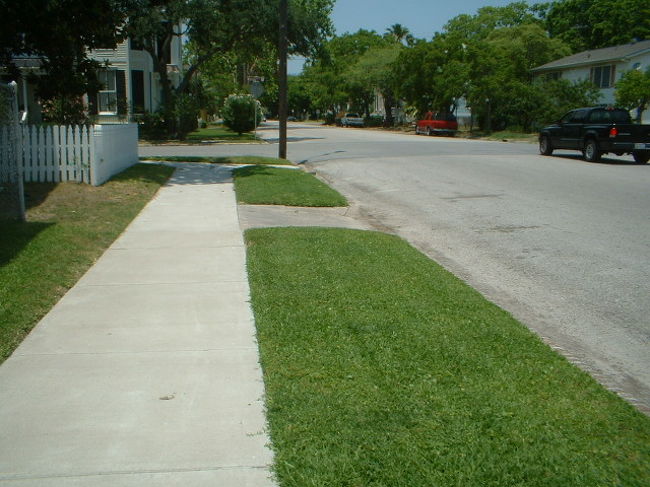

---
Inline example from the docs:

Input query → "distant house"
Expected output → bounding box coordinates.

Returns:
[87,31,184,123]
[1,27,184,124]
[531,39,650,122]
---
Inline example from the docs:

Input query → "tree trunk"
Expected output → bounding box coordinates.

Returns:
[636,104,645,124]
[383,91,394,127]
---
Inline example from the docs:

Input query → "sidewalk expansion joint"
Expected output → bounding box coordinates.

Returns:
[15,347,259,357]
[78,279,249,287]
[110,245,245,251]
[0,464,273,482]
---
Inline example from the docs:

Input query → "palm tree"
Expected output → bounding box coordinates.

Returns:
[385,23,413,45]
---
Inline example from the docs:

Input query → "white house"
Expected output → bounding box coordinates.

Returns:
[1,27,184,124]
[531,39,650,123]
[87,30,185,122]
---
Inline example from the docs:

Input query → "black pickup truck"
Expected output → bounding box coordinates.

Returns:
[539,107,650,163]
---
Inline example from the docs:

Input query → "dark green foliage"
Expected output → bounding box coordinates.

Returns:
[364,114,384,127]
[616,68,650,123]
[172,93,199,140]
[531,78,601,127]
[543,0,650,52]
[0,0,128,120]
[137,111,168,141]
[221,94,263,135]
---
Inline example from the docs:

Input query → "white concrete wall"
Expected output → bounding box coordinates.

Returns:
[91,124,138,186]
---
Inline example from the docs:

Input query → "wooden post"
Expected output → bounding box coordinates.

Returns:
[278,0,288,159]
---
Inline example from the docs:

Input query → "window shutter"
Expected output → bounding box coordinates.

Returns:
[611,65,616,87]
[88,90,98,115]
[116,70,127,116]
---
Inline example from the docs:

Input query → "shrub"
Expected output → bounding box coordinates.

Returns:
[365,114,384,127]
[172,93,199,140]
[221,94,263,134]
[138,111,167,140]
[324,111,337,125]
[41,95,90,125]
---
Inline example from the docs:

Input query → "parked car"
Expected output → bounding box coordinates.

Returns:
[415,111,458,136]
[539,107,650,163]
[341,113,364,127]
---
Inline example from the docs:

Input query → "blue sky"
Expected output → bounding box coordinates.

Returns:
[289,0,541,73]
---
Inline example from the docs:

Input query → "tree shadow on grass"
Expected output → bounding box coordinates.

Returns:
[110,163,175,185]
[0,220,53,266]
[232,165,278,179]
[23,182,56,210]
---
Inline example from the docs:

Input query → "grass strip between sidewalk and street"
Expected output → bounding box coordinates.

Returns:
[245,227,650,487]
[234,165,347,207]
[0,164,174,363]
[185,125,258,142]
[140,155,291,165]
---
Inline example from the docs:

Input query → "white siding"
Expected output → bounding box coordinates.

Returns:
[556,51,650,108]
[88,41,128,68]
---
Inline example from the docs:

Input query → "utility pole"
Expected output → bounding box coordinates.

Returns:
[278,0,288,159]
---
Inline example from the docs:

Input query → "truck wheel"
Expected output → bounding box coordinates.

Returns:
[539,136,553,155]
[584,139,601,162]
[633,151,650,164]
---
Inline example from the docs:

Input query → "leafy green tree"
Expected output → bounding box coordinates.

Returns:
[302,29,389,118]
[616,68,650,123]
[347,45,402,125]
[287,75,314,119]
[126,0,333,136]
[384,24,414,46]
[392,38,468,117]
[542,0,650,52]
[442,1,541,42]
[466,23,570,130]
[532,78,601,125]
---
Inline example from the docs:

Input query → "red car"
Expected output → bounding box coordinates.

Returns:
[415,111,458,136]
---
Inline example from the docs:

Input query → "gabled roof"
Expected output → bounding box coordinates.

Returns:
[531,39,650,72]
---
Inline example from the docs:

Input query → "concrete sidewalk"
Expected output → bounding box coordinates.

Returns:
[0,164,276,486]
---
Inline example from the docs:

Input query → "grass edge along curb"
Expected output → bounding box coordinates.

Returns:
[233,165,347,207]
[245,227,650,487]
[0,164,174,363]
[139,155,292,165]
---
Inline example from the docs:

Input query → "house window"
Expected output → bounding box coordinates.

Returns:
[546,71,561,81]
[590,65,616,88]
[97,70,117,113]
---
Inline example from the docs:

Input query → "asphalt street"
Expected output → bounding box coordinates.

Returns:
[141,121,650,411]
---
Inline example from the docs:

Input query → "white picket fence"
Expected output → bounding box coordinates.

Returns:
[20,125,93,183]
[0,123,138,186]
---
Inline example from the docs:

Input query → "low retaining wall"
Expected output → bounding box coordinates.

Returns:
[90,124,138,186]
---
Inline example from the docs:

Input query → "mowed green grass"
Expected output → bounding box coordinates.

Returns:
[186,125,258,142]
[0,164,174,362]
[245,227,650,487]
[140,155,291,165]
[234,165,347,206]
